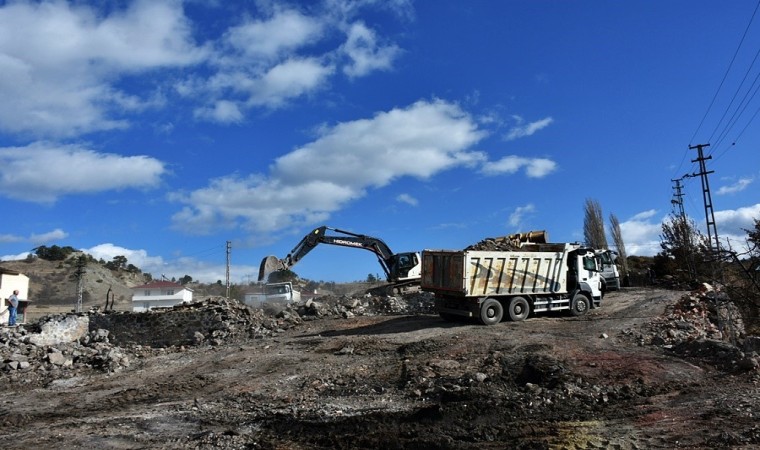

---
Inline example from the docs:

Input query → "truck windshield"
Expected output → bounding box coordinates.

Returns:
[266,285,289,294]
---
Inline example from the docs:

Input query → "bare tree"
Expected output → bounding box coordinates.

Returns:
[583,199,608,249]
[609,213,629,283]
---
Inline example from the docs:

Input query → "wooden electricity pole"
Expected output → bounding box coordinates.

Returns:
[226,241,231,300]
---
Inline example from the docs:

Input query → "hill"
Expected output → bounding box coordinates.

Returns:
[1,255,147,310]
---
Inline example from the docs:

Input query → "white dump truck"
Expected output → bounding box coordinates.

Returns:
[244,282,301,308]
[421,240,603,325]
[595,249,621,292]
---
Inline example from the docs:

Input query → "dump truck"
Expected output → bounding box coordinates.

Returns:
[244,282,301,308]
[421,235,603,325]
[595,249,621,292]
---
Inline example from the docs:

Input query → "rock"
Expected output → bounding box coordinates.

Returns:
[47,352,71,367]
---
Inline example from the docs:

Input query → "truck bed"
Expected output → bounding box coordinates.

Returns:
[422,245,573,297]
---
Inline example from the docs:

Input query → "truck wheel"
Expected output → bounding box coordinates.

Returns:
[479,298,503,325]
[571,293,590,316]
[507,296,530,322]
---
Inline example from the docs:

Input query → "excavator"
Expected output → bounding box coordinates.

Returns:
[258,226,422,295]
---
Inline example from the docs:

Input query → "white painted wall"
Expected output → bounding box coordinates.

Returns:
[0,271,30,324]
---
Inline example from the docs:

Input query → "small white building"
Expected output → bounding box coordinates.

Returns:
[131,280,192,312]
[0,267,30,324]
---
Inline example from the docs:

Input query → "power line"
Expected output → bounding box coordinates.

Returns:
[706,46,760,146]
[710,60,760,151]
[689,0,760,145]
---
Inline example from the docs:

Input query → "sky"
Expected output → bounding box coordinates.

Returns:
[1,0,760,284]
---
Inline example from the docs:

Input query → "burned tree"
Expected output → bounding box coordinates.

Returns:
[609,213,629,284]
[583,199,608,249]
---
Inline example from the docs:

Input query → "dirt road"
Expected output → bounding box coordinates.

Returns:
[2,287,759,449]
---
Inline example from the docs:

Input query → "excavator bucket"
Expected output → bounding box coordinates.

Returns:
[258,255,283,282]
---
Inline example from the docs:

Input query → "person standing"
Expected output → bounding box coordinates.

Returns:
[7,290,19,326]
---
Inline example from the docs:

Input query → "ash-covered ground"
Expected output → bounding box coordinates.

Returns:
[1,285,759,449]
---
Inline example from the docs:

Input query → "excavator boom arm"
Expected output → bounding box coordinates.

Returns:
[258,226,396,282]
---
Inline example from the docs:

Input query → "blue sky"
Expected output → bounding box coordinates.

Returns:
[1,0,759,284]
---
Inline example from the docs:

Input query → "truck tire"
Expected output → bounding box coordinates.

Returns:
[479,298,503,325]
[571,293,590,316]
[507,296,530,322]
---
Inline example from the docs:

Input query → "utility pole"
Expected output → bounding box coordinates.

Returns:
[73,255,86,313]
[226,240,231,300]
[689,143,720,255]
[671,177,696,281]
[670,177,686,220]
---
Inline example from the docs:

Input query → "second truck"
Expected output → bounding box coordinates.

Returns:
[421,232,603,325]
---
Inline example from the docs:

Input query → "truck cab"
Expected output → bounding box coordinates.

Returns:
[594,249,621,292]
[570,248,604,301]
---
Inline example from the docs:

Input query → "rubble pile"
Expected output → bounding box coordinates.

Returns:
[89,296,301,347]
[0,297,297,384]
[0,321,133,386]
[1,292,436,385]
[631,283,759,372]
[465,236,521,251]
[288,291,436,319]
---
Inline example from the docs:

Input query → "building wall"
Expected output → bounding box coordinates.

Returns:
[131,287,193,312]
[0,273,29,324]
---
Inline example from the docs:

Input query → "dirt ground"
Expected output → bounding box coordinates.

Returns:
[2,287,759,449]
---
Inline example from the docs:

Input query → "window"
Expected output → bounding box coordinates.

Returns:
[144,290,151,296]
[165,289,174,295]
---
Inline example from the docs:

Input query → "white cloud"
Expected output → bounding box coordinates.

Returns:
[630,209,658,221]
[714,203,760,236]
[84,243,164,271]
[194,6,401,116]
[481,156,557,178]
[170,99,487,234]
[0,234,24,244]
[505,116,553,141]
[0,228,67,246]
[0,252,32,261]
[0,0,207,137]
[0,142,166,203]
[223,9,324,60]
[618,210,664,256]
[82,243,259,284]
[509,204,536,228]
[396,193,418,206]
[0,2,406,138]
[30,229,68,245]
[616,204,760,257]
[248,57,335,107]
[341,21,400,78]
[717,177,753,195]
[194,100,244,124]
